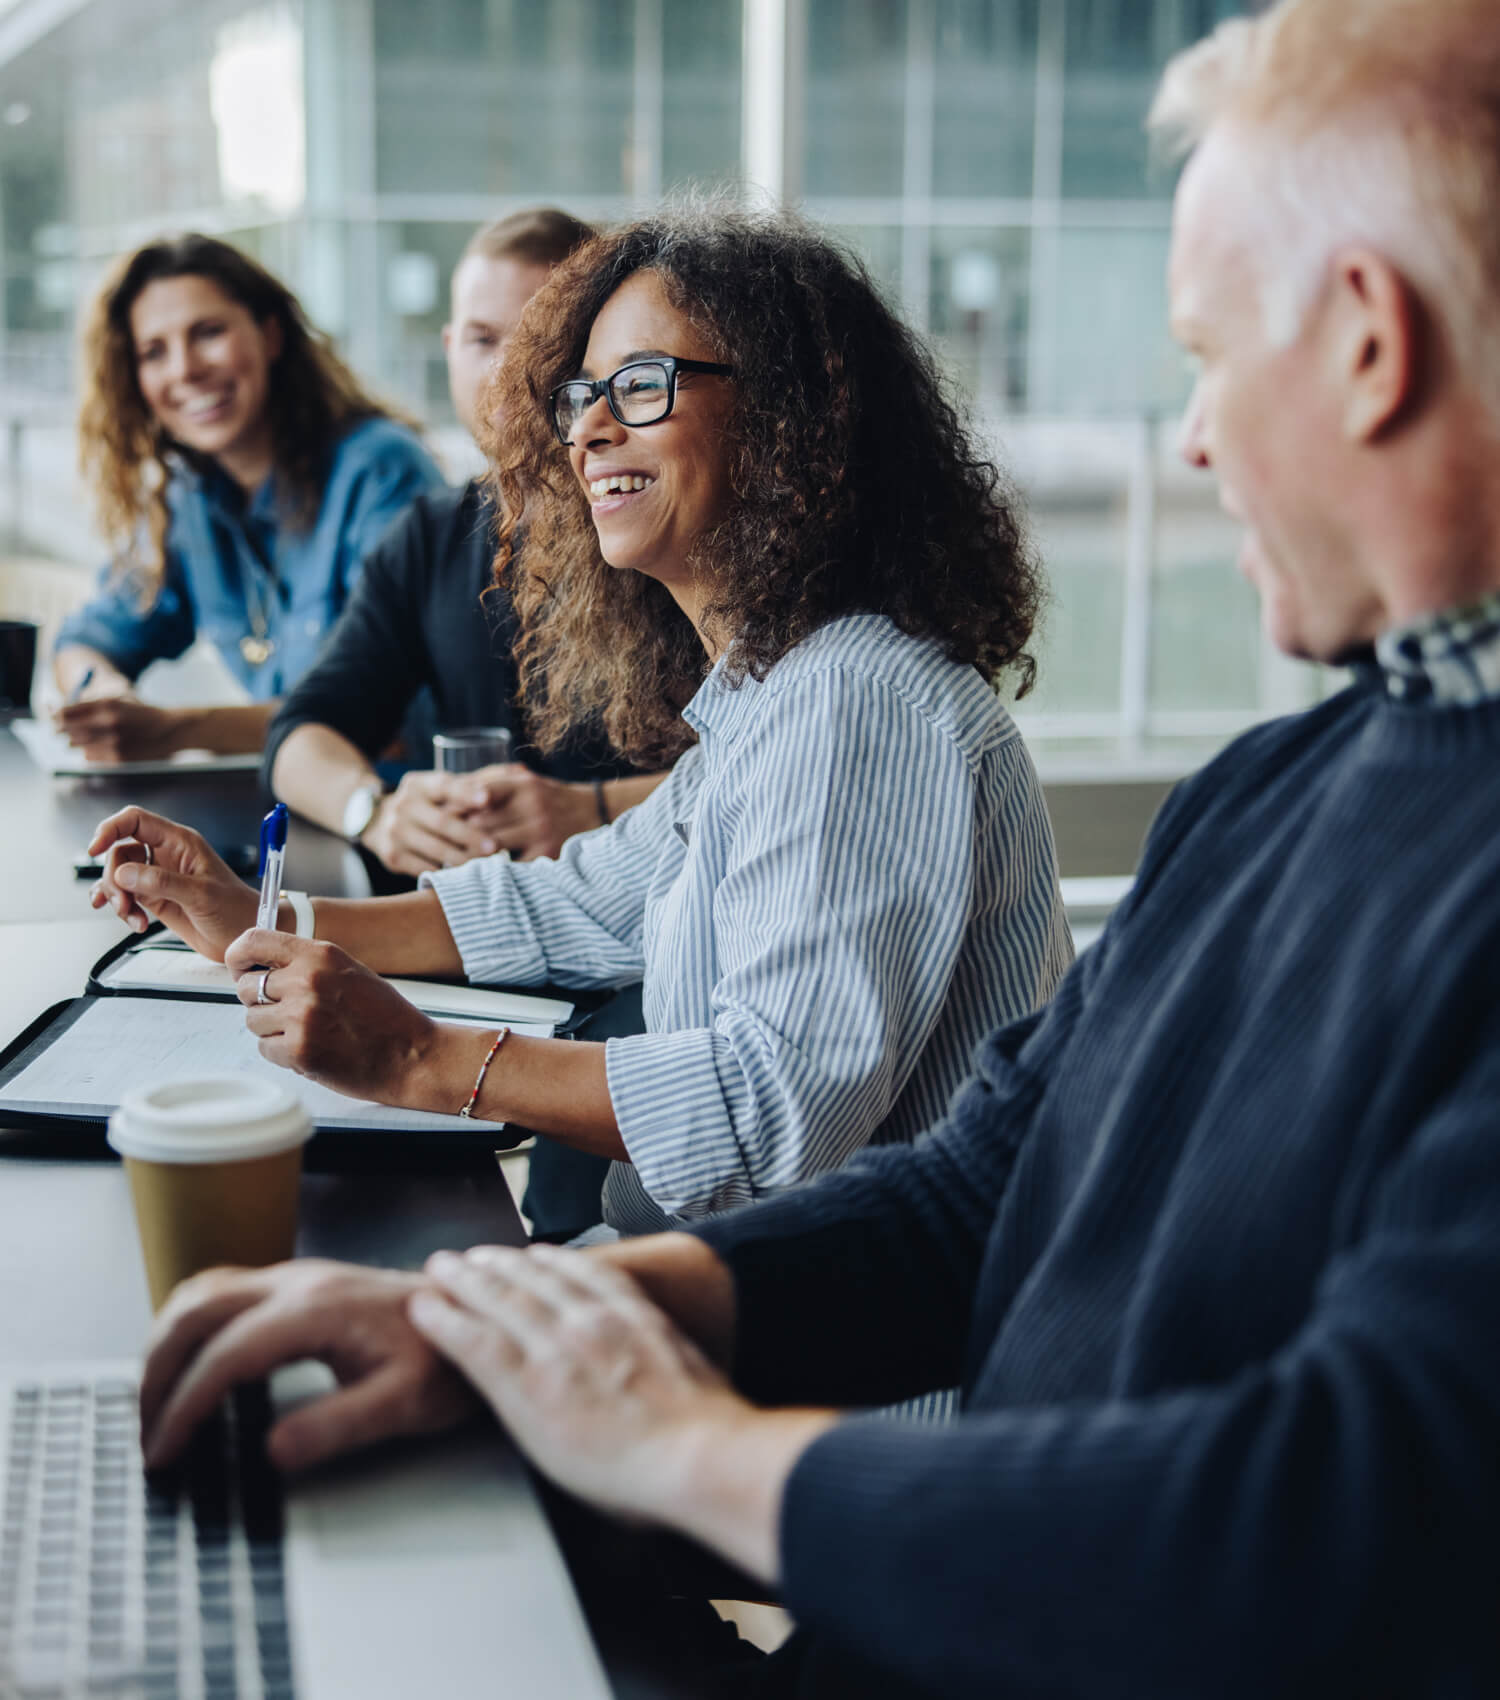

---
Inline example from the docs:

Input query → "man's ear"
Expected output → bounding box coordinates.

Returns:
[441,323,454,357]
[1327,247,1421,443]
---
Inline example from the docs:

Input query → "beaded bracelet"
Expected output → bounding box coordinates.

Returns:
[458,1027,510,1120]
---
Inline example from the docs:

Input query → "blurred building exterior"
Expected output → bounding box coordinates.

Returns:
[0,0,1324,763]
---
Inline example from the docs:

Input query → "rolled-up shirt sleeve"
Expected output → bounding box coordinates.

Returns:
[420,751,697,988]
[605,669,982,1221]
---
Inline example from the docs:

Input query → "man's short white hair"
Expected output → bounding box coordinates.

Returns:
[1150,0,1500,398]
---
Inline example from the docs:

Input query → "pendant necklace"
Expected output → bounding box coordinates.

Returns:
[237,527,277,669]
[239,630,275,667]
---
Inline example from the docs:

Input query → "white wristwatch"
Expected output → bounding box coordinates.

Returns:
[341,781,385,842]
[282,890,315,938]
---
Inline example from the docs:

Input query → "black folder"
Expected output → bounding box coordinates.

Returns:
[0,926,612,1159]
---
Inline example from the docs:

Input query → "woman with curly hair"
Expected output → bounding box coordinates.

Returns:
[90,208,1072,1237]
[53,234,440,762]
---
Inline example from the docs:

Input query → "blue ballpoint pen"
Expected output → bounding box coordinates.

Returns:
[66,667,95,705]
[256,803,288,932]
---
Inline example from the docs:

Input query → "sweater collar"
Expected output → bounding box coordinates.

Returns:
[1375,590,1500,707]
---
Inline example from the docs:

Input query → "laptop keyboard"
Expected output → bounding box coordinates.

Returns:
[1,1375,295,1699]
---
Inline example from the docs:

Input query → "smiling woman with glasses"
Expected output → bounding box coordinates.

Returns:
[549,355,735,443]
[90,206,1072,1244]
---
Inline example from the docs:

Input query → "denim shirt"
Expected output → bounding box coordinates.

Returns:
[55,416,443,700]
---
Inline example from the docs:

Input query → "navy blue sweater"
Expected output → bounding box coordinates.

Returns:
[696,673,1500,1698]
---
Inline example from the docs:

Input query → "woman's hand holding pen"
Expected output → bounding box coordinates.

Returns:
[226,929,461,1109]
[89,806,261,957]
[55,694,186,763]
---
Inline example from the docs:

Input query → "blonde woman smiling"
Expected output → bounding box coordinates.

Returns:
[55,234,439,762]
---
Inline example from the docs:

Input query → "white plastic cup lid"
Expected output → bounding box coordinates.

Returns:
[107,1076,313,1165]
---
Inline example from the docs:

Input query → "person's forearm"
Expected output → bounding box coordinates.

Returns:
[307,889,465,978]
[405,1028,626,1158]
[166,701,277,755]
[53,645,129,696]
[600,772,667,821]
[587,1231,740,1368]
[272,723,379,835]
[662,1406,841,1587]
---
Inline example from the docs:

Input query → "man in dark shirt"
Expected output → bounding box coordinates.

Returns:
[264,209,664,875]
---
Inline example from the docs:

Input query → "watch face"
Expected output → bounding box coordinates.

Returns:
[342,785,380,841]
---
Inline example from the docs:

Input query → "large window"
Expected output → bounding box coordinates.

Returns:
[0,0,1325,761]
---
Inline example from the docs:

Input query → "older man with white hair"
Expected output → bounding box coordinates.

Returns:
[135,1,1500,1693]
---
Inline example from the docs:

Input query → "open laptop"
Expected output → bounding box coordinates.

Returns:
[0,1361,613,1699]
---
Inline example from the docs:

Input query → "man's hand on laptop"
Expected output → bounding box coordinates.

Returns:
[139,1260,481,1471]
[410,1244,839,1588]
[139,1243,839,1589]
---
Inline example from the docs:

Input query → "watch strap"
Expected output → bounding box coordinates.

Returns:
[341,780,385,842]
[283,890,315,938]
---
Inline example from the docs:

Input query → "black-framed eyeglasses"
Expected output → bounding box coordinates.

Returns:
[548,356,735,446]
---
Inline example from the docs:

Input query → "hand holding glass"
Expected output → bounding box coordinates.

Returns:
[433,726,514,775]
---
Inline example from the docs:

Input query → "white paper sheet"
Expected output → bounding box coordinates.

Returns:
[12,716,262,778]
[99,946,574,1027]
[0,998,530,1133]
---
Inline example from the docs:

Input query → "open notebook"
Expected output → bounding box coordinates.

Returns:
[95,938,573,1030]
[0,936,577,1143]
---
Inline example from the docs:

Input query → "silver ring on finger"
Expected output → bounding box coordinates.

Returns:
[142,843,153,866]
[255,968,273,1007]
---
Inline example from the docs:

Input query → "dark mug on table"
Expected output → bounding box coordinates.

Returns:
[0,620,39,715]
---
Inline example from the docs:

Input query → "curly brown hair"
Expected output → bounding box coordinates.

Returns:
[484,207,1045,769]
[78,233,408,601]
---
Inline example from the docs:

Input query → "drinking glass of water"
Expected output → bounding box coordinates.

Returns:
[433,726,514,774]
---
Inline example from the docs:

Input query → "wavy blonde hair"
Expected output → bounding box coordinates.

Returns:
[78,233,408,601]
[482,208,1043,769]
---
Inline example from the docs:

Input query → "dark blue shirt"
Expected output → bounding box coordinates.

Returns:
[55,416,442,699]
[698,669,1500,1698]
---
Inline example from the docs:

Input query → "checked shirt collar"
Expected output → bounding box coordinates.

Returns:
[1376,590,1500,707]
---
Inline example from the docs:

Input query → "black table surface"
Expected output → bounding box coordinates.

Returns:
[0,723,706,1697]
[0,721,369,924]
[0,721,528,1334]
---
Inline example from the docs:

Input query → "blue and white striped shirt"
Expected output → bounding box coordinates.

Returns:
[425,613,1072,1235]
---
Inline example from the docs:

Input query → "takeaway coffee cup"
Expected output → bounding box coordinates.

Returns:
[107,1076,313,1310]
